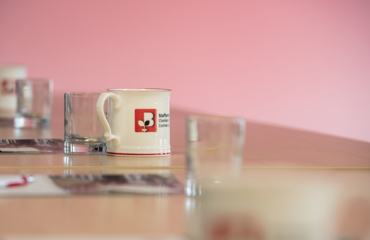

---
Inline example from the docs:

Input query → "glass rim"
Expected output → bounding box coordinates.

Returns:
[187,114,245,121]
[107,88,171,92]
[65,92,102,96]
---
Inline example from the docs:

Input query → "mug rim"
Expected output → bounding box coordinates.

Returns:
[107,88,171,92]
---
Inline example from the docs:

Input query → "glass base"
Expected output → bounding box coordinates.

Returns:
[14,116,50,128]
[64,141,106,155]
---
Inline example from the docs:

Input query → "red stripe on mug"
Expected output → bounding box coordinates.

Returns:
[107,152,171,156]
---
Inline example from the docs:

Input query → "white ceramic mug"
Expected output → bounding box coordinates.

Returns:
[96,88,171,156]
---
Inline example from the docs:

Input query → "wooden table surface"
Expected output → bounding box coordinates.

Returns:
[0,108,369,237]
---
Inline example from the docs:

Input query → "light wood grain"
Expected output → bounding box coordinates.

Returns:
[0,108,370,237]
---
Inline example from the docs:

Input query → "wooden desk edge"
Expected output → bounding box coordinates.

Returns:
[0,166,369,170]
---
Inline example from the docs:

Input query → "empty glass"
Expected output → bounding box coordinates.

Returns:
[187,177,339,240]
[185,114,246,196]
[0,65,27,125]
[14,79,53,128]
[64,92,107,154]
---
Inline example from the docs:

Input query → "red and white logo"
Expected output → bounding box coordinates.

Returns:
[1,79,16,95]
[135,109,157,132]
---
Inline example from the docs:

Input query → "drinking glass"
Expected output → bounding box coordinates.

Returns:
[0,65,27,126]
[185,114,246,196]
[187,177,339,240]
[64,92,107,154]
[14,78,53,128]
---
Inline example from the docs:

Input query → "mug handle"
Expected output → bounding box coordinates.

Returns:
[96,92,122,148]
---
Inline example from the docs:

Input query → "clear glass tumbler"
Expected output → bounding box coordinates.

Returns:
[14,78,53,128]
[64,92,107,154]
[0,65,27,125]
[185,114,246,196]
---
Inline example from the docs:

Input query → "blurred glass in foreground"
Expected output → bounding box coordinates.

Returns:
[14,78,53,128]
[185,114,246,197]
[186,172,370,240]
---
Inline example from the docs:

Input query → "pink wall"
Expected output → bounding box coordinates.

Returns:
[1,0,369,142]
